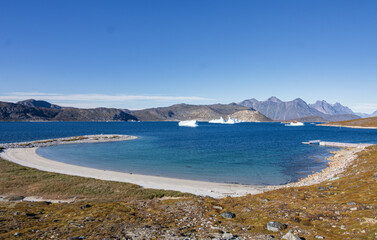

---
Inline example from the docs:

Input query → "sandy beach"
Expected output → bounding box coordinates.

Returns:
[0,134,369,198]
[0,147,265,198]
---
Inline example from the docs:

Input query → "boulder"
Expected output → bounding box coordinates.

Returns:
[282,231,300,240]
[266,221,286,232]
[221,212,235,219]
[222,232,234,239]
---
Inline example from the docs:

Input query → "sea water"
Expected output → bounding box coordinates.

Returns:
[1,122,376,185]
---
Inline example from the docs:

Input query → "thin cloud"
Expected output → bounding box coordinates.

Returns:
[0,93,213,103]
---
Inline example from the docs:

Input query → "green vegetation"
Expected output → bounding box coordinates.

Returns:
[0,158,192,201]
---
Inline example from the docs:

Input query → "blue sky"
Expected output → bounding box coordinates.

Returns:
[1,0,376,112]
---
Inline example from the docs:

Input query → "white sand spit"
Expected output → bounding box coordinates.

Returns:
[0,147,265,198]
[0,134,371,198]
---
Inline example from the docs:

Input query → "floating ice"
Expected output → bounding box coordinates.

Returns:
[178,120,198,127]
[209,116,241,124]
[209,117,226,124]
[286,122,304,126]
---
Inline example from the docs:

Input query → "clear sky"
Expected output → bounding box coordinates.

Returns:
[1,0,376,112]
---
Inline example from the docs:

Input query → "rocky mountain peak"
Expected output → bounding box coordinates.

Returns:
[267,96,282,102]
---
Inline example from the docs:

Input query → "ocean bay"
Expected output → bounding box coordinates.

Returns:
[1,121,376,185]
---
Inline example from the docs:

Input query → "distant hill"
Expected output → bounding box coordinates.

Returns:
[290,116,326,122]
[17,99,62,109]
[239,97,360,121]
[0,101,60,121]
[131,103,271,122]
[53,108,137,121]
[0,100,136,122]
[321,116,377,128]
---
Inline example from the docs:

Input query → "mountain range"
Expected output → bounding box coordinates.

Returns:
[0,99,269,122]
[0,97,371,122]
[239,97,360,121]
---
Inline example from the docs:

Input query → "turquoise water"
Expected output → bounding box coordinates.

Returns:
[1,122,377,185]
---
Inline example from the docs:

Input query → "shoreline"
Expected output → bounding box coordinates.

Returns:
[320,123,377,129]
[0,135,370,198]
[0,147,266,198]
[269,146,364,190]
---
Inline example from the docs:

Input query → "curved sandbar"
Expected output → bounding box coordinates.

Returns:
[0,135,370,198]
[0,147,265,198]
[0,134,138,148]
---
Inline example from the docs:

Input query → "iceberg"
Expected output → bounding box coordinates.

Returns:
[209,116,241,124]
[178,120,198,127]
[285,122,304,126]
[224,117,236,124]
[209,117,226,124]
[224,117,241,124]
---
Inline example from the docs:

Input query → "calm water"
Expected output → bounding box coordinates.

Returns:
[1,122,377,185]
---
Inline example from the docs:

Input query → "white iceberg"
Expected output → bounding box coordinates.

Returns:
[285,122,304,126]
[178,120,198,127]
[209,116,241,124]
[223,117,236,124]
[224,117,241,124]
[209,117,226,124]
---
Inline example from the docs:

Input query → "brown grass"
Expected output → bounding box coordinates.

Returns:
[211,145,377,239]
[322,116,377,128]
